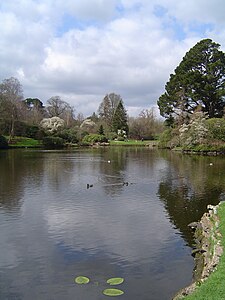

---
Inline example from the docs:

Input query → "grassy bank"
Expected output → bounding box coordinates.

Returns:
[109,139,158,146]
[3,137,159,148]
[184,202,225,300]
[7,137,42,148]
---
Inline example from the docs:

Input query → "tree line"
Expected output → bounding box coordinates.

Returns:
[0,78,162,147]
[2,38,223,149]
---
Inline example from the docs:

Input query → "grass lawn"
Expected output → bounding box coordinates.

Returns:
[7,136,42,148]
[184,202,225,300]
[109,139,158,146]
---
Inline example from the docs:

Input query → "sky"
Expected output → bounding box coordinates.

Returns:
[1,0,225,117]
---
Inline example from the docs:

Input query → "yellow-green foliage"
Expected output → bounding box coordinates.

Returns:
[158,128,173,148]
[82,134,108,144]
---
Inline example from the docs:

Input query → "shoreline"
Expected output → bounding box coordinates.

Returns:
[173,203,224,299]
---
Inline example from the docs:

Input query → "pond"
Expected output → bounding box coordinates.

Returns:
[0,147,225,300]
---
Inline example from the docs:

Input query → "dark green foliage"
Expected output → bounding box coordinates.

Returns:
[23,98,44,109]
[158,39,225,121]
[98,124,104,135]
[98,93,121,127]
[42,136,65,148]
[0,135,8,149]
[112,100,129,134]
[56,128,78,143]
[82,134,108,144]
[206,118,225,141]
[25,125,42,139]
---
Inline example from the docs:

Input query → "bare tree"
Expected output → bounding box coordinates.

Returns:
[61,105,76,127]
[75,112,85,126]
[128,108,163,139]
[46,96,69,117]
[46,96,75,127]
[0,77,23,140]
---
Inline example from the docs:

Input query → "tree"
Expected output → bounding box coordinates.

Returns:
[80,118,97,133]
[0,77,23,140]
[46,96,75,127]
[128,108,163,139]
[47,96,69,117]
[40,117,65,133]
[112,100,128,134]
[158,39,225,123]
[98,124,104,135]
[98,93,122,128]
[22,98,45,124]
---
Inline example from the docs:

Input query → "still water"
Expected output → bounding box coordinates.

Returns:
[0,147,225,300]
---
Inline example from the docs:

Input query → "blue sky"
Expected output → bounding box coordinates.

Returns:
[0,0,225,117]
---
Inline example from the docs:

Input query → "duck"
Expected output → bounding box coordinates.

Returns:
[87,184,93,189]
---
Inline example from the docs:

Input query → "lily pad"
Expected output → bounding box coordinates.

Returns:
[75,276,90,284]
[106,278,124,285]
[103,288,124,296]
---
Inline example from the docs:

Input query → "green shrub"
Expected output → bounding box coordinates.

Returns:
[42,136,65,148]
[56,128,78,143]
[206,118,225,141]
[106,132,117,140]
[25,125,41,139]
[158,129,173,148]
[117,136,125,141]
[82,134,108,144]
[0,135,8,149]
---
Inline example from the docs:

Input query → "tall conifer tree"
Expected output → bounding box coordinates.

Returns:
[112,100,129,134]
[158,39,225,123]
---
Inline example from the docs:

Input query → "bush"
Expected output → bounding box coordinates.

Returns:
[0,135,8,149]
[82,134,108,144]
[106,132,117,140]
[25,125,41,139]
[206,118,225,141]
[42,136,65,148]
[117,136,125,141]
[56,128,78,143]
[158,129,173,148]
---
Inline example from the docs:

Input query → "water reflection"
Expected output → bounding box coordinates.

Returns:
[158,152,225,246]
[0,148,225,300]
[0,150,46,211]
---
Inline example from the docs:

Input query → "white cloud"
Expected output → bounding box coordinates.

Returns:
[0,0,225,116]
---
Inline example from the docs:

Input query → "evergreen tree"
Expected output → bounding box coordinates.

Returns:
[158,39,225,123]
[98,93,122,127]
[112,100,129,134]
[98,124,104,135]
